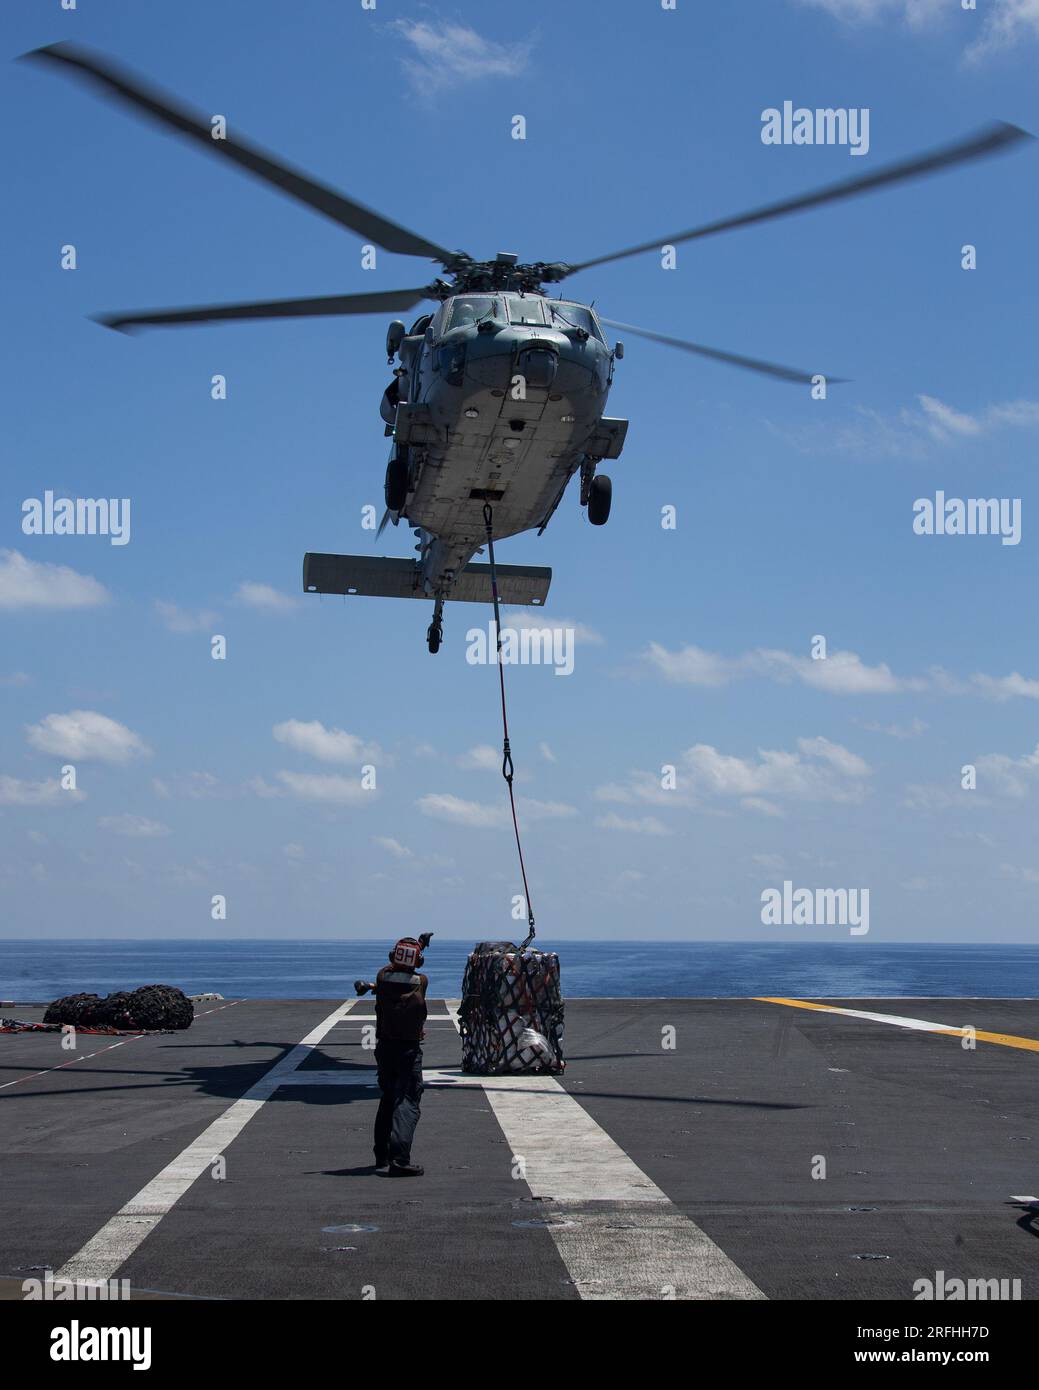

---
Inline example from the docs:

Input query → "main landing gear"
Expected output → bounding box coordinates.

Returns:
[580,458,612,526]
[588,474,612,526]
[426,598,444,654]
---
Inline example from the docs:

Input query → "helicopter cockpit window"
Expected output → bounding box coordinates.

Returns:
[546,302,603,340]
[504,295,547,327]
[447,297,498,330]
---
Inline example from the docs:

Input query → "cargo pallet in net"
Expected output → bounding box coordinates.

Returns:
[459,942,564,1074]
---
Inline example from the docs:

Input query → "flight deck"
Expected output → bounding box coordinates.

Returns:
[2,997,1036,1301]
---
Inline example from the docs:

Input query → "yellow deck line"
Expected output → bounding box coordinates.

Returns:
[757,997,1039,1053]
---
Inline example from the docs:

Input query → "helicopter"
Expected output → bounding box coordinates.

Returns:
[24,43,1032,652]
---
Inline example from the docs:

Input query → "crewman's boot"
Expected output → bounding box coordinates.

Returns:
[389,1160,424,1177]
[374,1150,390,1174]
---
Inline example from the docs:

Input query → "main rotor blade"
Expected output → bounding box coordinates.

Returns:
[601,318,845,386]
[566,122,1032,275]
[22,42,457,264]
[97,286,433,332]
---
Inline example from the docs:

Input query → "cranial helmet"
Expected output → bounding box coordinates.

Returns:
[390,937,424,970]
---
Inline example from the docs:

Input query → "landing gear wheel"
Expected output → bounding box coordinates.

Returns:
[426,600,444,654]
[385,449,409,513]
[588,473,612,526]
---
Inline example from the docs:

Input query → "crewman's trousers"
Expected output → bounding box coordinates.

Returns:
[373,1039,423,1165]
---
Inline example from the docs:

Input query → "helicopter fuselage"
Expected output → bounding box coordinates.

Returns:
[385,292,628,602]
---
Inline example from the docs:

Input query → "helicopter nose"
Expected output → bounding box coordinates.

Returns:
[516,345,557,391]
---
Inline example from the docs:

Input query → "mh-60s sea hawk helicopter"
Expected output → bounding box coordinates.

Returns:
[25,44,1031,651]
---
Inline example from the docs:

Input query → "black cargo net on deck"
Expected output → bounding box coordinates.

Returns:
[459,942,564,1074]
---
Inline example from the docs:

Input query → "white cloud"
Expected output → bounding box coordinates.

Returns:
[999,862,1039,883]
[796,735,871,777]
[986,399,1039,428]
[0,774,83,806]
[373,836,413,859]
[756,648,911,695]
[975,743,1039,798]
[917,394,983,439]
[283,842,305,861]
[768,394,1039,460]
[969,672,1039,702]
[417,792,576,828]
[901,875,942,891]
[153,771,226,800]
[904,746,1039,809]
[644,642,735,688]
[539,742,557,763]
[595,738,870,818]
[246,776,280,799]
[503,609,604,645]
[0,550,109,611]
[753,853,787,872]
[965,0,1039,61]
[274,771,371,804]
[644,641,1039,703]
[795,0,1038,54]
[0,672,31,687]
[899,393,1039,443]
[154,600,219,634]
[594,812,671,837]
[457,745,500,772]
[26,710,149,764]
[683,737,871,811]
[390,19,535,94]
[99,813,170,838]
[861,717,928,739]
[796,0,946,22]
[234,581,299,614]
[902,782,978,812]
[644,642,914,695]
[272,719,380,765]
[594,770,689,809]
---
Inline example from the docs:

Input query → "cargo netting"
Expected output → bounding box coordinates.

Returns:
[459,941,564,1074]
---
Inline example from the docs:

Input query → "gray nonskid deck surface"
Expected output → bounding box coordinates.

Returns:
[1,997,1036,1300]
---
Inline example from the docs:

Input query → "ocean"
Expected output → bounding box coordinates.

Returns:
[0,939,1036,1002]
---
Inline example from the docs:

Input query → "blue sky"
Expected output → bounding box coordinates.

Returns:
[3,0,1039,943]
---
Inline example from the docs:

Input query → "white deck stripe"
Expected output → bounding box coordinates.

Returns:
[54,999,357,1285]
[442,1001,763,1300]
[766,1001,972,1034]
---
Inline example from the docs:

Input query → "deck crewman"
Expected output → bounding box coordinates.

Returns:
[356,933,432,1176]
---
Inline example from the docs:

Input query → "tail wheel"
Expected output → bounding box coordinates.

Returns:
[588,473,612,526]
[385,449,409,512]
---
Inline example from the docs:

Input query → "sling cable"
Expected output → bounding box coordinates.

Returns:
[482,501,536,951]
